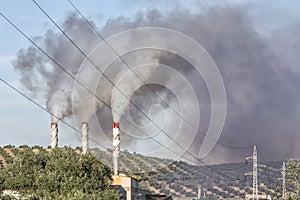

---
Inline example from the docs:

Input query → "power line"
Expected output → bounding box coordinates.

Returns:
[32,0,194,153]
[66,0,252,151]
[0,78,105,149]
[30,1,252,179]
[0,77,233,180]
[0,77,209,174]
[257,148,267,164]
[0,10,240,180]
[0,10,138,138]
[0,77,182,166]
[0,10,191,164]
[0,6,239,180]
[30,0,235,171]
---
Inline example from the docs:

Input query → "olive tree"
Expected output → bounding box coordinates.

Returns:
[1,147,120,200]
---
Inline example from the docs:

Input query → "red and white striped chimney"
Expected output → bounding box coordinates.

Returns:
[81,122,89,154]
[51,123,58,149]
[112,122,120,175]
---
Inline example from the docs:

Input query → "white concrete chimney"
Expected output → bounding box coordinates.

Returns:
[81,122,89,154]
[51,123,58,149]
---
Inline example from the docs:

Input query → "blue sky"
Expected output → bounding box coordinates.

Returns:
[0,0,299,152]
[0,0,152,147]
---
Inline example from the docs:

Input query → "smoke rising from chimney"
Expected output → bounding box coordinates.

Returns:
[111,53,161,122]
[12,6,300,164]
[12,13,101,122]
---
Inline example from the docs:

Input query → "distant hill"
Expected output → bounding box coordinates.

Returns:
[0,145,283,199]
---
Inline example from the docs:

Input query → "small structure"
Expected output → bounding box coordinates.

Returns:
[112,172,141,200]
[112,172,172,200]
[110,185,127,200]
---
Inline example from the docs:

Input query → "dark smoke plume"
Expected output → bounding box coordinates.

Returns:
[12,6,300,164]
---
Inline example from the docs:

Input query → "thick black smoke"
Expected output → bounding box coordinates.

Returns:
[12,6,300,164]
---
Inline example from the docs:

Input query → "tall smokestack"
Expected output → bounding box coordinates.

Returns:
[51,123,58,149]
[112,122,120,175]
[81,122,89,154]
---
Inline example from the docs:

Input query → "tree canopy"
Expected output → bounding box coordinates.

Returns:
[286,159,300,200]
[0,147,120,200]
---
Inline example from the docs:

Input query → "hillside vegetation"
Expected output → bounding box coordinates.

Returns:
[93,148,286,199]
[0,146,292,199]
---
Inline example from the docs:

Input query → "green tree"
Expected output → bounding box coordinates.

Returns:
[1,147,120,200]
[286,159,300,200]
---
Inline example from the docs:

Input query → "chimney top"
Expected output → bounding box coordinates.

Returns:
[112,122,119,128]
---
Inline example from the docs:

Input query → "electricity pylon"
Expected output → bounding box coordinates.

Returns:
[245,145,266,200]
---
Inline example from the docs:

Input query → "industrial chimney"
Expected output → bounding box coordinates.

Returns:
[51,123,58,148]
[81,122,89,154]
[112,122,120,175]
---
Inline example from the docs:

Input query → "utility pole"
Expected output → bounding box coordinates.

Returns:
[282,161,286,199]
[245,145,266,200]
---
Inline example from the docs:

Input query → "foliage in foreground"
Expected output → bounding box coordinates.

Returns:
[286,159,300,200]
[0,147,120,200]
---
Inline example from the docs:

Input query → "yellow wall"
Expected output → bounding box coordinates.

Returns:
[112,175,133,200]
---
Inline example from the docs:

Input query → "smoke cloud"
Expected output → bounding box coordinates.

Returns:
[12,13,101,122]
[111,52,161,122]
[12,5,300,164]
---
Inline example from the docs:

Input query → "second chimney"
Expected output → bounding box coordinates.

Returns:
[51,123,58,149]
[81,122,89,154]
